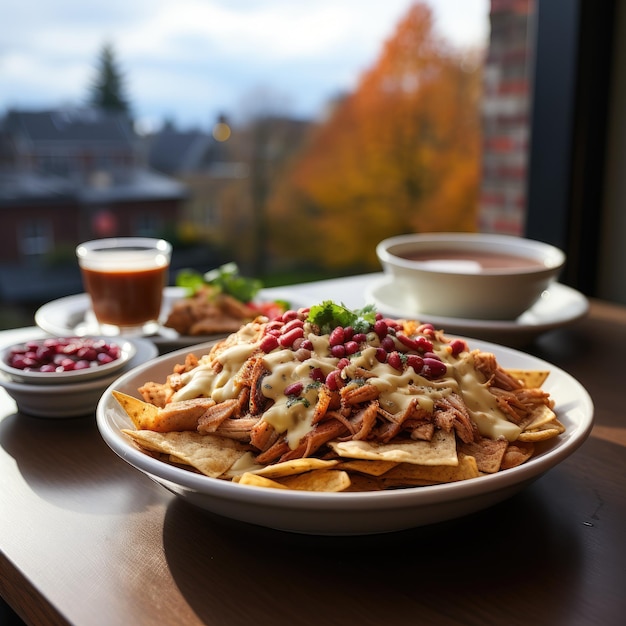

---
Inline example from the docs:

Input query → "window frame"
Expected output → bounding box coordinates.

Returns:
[524,0,617,295]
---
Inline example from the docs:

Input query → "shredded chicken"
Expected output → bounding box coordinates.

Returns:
[137,313,556,467]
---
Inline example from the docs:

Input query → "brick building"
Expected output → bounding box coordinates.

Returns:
[479,0,534,234]
[0,107,187,303]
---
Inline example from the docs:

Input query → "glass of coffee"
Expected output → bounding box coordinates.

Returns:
[76,237,172,336]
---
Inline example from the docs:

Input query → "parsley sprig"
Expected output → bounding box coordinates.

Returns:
[307,301,377,334]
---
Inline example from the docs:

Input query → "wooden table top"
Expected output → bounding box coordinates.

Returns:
[1,275,625,625]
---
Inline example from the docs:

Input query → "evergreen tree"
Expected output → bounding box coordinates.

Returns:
[88,43,131,114]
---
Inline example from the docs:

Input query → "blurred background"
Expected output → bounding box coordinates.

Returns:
[0,0,622,329]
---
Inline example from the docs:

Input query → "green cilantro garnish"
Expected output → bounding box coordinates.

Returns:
[305,381,322,392]
[175,268,206,294]
[307,301,377,334]
[175,262,262,303]
[286,396,310,409]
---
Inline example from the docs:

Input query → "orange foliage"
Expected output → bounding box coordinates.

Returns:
[267,2,483,272]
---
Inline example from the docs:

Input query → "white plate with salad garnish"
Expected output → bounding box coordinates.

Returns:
[35,263,291,349]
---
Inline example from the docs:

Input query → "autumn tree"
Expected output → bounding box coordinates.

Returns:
[88,43,132,114]
[266,2,483,273]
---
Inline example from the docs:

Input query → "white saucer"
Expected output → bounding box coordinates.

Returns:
[35,287,223,350]
[365,276,589,345]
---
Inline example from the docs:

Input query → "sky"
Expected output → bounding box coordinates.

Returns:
[1,0,489,133]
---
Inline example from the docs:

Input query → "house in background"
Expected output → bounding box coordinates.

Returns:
[145,116,249,245]
[0,107,188,305]
[146,115,311,276]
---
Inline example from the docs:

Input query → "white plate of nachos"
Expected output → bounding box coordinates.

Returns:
[96,306,593,536]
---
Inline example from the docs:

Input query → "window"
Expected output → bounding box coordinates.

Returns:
[525,0,617,297]
[134,213,164,237]
[19,219,53,258]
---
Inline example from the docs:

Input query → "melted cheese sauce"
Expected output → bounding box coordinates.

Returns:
[172,342,257,403]
[449,351,521,440]
[170,325,521,447]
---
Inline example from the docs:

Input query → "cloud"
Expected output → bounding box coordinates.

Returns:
[0,0,488,129]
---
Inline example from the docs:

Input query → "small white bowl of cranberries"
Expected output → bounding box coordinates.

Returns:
[0,336,136,385]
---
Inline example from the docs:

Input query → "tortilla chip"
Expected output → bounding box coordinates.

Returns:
[239,468,350,492]
[457,437,508,473]
[113,391,214,432]
[278,469,351,492]
[221,451,264,478]
[238,473,289,489]
[381,454,480,486]
[113,391,159,429]
[169,454,193,466]
[249,458,339,478]
[500,441,535,470]
[337,459,399,476]
[342,473,386,491]
[524,404,558,431]
[517,426,562,442]
[505,369,550,388]
[122,429,247,477]
[329,429,457,466]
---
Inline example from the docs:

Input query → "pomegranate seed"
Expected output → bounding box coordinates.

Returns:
[387,351,404,371]
[406,354,424,372]
[282,318,304,333]
[414,336,434,352]
[77,347,97,361]
[278,327,304,348]
[281,310,299,322]
[284,382,303,396]
[422,357,447,379]
[396,333,421,352]
[329,327,345,347]
[381,336,395,352]
[36,346,54,361]
[374,319,388,338]
[344,341,359,355]
[310,367,325,382]
[259,334,279,353]
[449,339,467,356]
[330,344,346,358]
[325,370,344,391]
